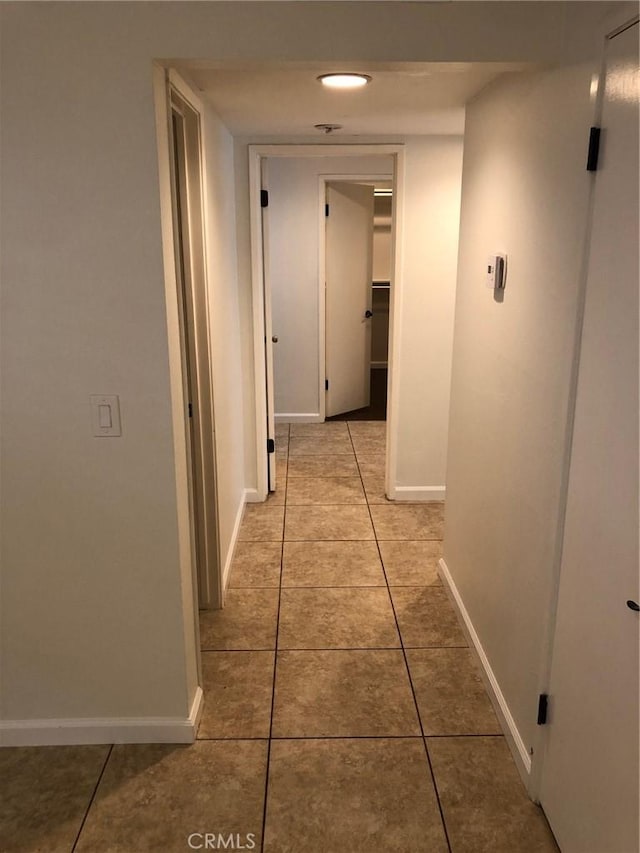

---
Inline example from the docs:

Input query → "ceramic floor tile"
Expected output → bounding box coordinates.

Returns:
[266,485,286,506]
[199,589,279,650]
[289,436,355,457]
[406,648,501,735]
[278,588,399,649]
[391,587,467,648]
[281,540,385,587]
[287,454,359,478]
[276,456,288,484]
[264,739,448,853]
[370,504,444,540]
[360,472,390,504]
[0,745,109,853]
[229,542,282,588]
[285,505,374,541]
[286,476,366,505]
[272,650,420,737]
[290,422,349,437]
[347,420,387,437]
[428,737,559,852]
[356,454,386,475]
[275,423,290,438]
[351,435,387,455]
[238,504,284,542]
[199,651,274,739]
[75,741,267,853]
[379,541,443,585]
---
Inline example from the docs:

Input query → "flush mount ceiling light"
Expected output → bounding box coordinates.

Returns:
[317,73,372,89]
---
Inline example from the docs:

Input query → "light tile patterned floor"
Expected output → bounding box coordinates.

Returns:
[0,422,559,852]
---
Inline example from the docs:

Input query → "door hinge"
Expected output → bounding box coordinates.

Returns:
[188,402,193,418]
[537,693,549,726]
[267,438,275,453]
[586,126,601,172]
[261,189,269,208]
[325,379,329,391]
[325,203,329,217]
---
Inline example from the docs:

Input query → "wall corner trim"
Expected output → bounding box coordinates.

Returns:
[438,557,532,782]
[0,687,204,748]
[391,485,446,502]
[221,493,248,593]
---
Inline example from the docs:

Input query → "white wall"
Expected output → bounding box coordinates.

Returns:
[202,105,246,583]
[0,0,613,739]
[393,137,464,495]
[266,155,393,418]
[442,62,598,765]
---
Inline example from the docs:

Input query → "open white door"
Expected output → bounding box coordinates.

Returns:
[261,161,277,491]
[325,182,374,418]
[538,20,639,853]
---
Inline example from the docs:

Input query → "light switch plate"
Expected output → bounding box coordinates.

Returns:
[487,254,507,290]
[90,395,121,437]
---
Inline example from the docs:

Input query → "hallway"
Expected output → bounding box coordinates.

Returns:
[0,421,558,852]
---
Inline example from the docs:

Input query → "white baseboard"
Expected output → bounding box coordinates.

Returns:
[221,494,247,593]
[0,687,204,747]
[275,413,322,423]
[243,488,262,504]
[390,485,446,502]
[438,557,531,783]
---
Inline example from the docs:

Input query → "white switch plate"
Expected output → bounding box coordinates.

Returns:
[90,395,121,437]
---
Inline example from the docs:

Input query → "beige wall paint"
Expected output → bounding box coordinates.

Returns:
[443,62,598,755]
[0,0,616,732]
[394,136,464,494]
[202,105,246,577]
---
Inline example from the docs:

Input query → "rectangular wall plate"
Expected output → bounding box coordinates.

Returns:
[90,395,121,437]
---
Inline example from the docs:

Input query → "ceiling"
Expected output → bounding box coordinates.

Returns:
[179,61,534,136]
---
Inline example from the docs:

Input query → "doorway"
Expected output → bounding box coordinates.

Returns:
[167,75,222,611]
[249,145,403,502]
[324,180,392,422]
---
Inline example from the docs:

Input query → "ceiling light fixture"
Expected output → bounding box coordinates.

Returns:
[317,73,371,89]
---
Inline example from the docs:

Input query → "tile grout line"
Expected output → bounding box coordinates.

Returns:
[71,743,113,852]
[349,421,454,853]
[201,645,469,652]
[260,423,289,853]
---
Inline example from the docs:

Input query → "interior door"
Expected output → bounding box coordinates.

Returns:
[262,160,276,491]
[325,182,374,417]
[539,20,639,853]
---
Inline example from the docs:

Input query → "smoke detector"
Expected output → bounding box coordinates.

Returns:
[314,124,343,134]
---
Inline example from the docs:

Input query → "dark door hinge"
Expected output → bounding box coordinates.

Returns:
[267,438,275,453]
[586,126,601,172]
[325,379,329,391]
[188,402,193,418]
[261,189,269,208]
[325,203,329,217]
[537,693,549,726]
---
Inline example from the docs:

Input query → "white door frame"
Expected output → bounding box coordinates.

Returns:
[248,144,405,501]
[154,65,223,621]
[319,174,394,422]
